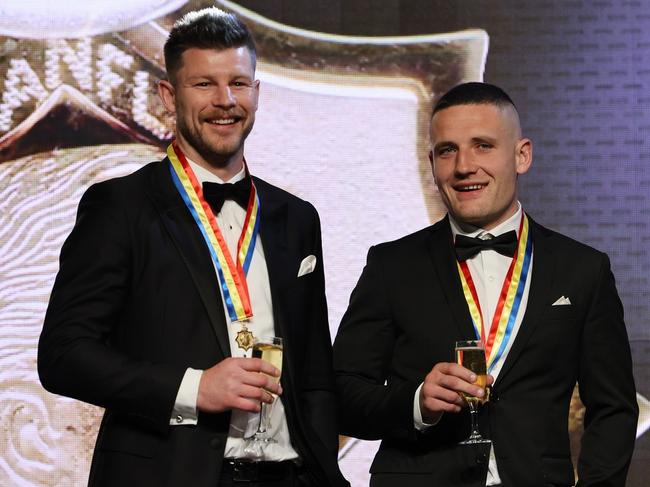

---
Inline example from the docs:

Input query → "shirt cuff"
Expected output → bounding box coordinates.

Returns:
[170,367,202,426]
[413,382,441,431]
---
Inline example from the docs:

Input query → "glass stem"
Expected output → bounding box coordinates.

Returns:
[257,403,268,434]
[468,403,481,439]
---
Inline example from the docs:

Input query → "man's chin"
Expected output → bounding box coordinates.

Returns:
[178,124,251,167]
[193,141,245,167]
[449,209,491,228]
[210,133,247,151]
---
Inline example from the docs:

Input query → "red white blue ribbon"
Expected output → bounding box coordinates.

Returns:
[457,213,533,372]
[167,142,260,322]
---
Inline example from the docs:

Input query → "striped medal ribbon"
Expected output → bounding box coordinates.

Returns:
[456,212,533,373]
[167,142,261,349]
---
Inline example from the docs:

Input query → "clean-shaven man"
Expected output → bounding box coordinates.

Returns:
[334,82,637,486]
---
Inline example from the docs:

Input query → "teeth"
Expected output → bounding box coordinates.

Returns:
[209,118,235,125]
[459,184,484,191]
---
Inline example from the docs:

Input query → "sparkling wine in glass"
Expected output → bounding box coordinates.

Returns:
[455,340,491,445]
[243,336,283,459]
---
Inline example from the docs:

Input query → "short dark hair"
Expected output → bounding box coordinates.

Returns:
[164,7,256,82]
[432,82,517,116]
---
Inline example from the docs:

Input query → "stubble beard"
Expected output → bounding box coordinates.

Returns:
[176,115,254,169]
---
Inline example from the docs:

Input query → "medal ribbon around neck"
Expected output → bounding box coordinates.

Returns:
[167,142,261,322]
[456,212,533,373]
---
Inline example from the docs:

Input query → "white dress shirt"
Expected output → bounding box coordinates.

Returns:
[413,203,533,485]
[170,160,298,462]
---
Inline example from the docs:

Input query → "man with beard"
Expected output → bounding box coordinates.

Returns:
[38,8,347,487]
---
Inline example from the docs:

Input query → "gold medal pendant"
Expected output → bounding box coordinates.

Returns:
[235,324,255,352]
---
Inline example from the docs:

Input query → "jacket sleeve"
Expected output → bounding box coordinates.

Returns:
[576,253,638,486]
[38,182,186,434]
[333,246,420,442]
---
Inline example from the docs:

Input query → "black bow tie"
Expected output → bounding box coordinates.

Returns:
[454,230,518,261]
[202,178,251,213]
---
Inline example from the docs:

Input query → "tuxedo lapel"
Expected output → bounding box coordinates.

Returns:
[494,220,556,387]
[146,159,231,358]
[253,180,316,464]
[426,217,477,340]
[254,179,292,339]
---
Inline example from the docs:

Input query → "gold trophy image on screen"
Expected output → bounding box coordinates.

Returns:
[455,339,491,445]
[243,336,283,459]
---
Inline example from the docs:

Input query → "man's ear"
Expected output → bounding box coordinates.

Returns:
[158,79,176,114]
[252,79,260,111]
[515,138,533,175]
[428,150,438,185]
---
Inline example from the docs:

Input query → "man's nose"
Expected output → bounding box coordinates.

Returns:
[455,149,477,175]
[212,85,236,107]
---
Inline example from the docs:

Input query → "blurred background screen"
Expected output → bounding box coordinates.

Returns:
[0,0,648,485]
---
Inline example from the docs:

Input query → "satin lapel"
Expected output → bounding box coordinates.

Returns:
[494,220,555,387]
[146,159,231,358]
[426,217,477,340]
[254,182,316,469]
[255,179,291,339]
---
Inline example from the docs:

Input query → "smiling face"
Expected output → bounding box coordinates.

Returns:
[429,103,532,230]
[159,46,259,177]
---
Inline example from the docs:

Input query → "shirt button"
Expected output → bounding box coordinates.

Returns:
[210,437,222,450]
[175,415,183,424]
[488,275,495,282]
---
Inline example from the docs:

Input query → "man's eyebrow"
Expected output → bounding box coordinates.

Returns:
[433,141,457,150]
[470,135,498,144]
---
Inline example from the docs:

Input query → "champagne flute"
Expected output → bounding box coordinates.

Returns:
[455,340,491,444]
[243,336,283,458]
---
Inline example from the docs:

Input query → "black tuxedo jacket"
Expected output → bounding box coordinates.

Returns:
[333,216,637,487]
[38,159,348,487]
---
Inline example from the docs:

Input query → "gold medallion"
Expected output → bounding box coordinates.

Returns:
[235,327,255,352]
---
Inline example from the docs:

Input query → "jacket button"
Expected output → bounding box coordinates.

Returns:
[210,437,222,450]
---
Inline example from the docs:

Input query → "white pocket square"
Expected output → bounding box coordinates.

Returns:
[552,295,572,306]
[297,255,317,277]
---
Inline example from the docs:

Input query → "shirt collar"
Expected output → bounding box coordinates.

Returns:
[187,159,246,185]
[449,202,523,240]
